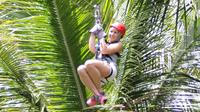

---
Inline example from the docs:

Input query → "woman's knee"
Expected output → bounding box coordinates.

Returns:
[77,65,86,74]
[85,60,96,69]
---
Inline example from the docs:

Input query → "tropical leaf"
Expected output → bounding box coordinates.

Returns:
[111,0,200,111]
[1,0,115,111]
[1,0,200,112]
[0,32,48,111]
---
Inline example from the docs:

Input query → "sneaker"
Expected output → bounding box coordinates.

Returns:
[97,92,107,105]
[86,92,107,106]
[86,96,97,106]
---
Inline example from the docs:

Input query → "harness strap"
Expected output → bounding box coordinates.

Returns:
[100,67,113,84]
[105,68,113,80]
[102,55,112,63]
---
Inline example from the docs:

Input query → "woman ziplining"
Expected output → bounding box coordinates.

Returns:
[77,4,126,106]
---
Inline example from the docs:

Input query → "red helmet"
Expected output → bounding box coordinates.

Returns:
[110,23,126,37]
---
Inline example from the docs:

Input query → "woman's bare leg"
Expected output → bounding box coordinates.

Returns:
[85,64,102,92]
[77,65,100,95]
[85,60,110,93]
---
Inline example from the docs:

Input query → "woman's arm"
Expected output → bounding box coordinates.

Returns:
[89,33,96,54]
[100,39,122,54]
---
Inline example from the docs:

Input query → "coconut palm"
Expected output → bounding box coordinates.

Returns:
[0,0,113,111]
[0,0,200,112]
[113,0,200,111]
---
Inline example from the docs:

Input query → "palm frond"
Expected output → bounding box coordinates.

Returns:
[0,33,48,111]
[47,0,116,110]
[114,0,200,111]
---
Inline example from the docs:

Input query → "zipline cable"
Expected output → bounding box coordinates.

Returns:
[93,4,104,60]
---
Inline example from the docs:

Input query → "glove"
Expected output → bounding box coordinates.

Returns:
[89,24,106,39]
[96,30,106,39]
[89,24,102,34]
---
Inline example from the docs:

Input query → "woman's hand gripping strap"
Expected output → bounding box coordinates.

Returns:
[90,4,106,59]
[90,5,106,39]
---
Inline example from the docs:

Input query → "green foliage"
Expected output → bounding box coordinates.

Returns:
[0,0,114,111]
[112,0,200,111]
[0,0,200,112]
